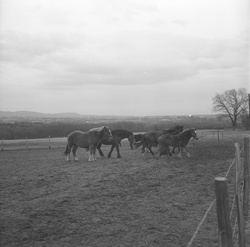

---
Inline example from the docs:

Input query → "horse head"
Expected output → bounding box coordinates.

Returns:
[190,128,198,140]
[128,131,136,149]
[101,126,113,141]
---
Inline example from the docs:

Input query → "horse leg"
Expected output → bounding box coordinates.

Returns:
[64,144,72,162]
[72,145,78,161]
[142,145,154,157]
[115,144,122,158]
[141,145,146,158]
[178,147,183,158]
[157,146,171,159]
[148,145,155,156]
[129,140,133,150]
[168,147,172,157]
[108,144,116,158]
[184,147,191,158]
[157,146,163,159]
[93,146,97,161]
[97,143,104,157]
[88,145,94,162]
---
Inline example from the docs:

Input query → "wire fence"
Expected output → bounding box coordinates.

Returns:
[1,136,67,151]
[186,137,250,247]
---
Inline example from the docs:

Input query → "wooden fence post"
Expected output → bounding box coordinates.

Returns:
[235,143,246,247]
[243,137,250,218]
[215,177,233,247]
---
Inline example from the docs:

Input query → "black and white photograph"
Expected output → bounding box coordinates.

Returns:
[0,0,249,246]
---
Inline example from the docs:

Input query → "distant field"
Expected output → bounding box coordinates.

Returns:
[0,130,249,247]
[1,129,248,151]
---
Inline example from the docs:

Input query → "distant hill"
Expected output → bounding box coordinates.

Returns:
[0,110,222,124]
[0,111,85,120]
[0,111,141,123]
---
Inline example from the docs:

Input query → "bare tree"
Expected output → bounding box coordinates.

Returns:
[212,88,248,129]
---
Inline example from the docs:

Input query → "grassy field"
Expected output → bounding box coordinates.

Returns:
[0,130,249,247]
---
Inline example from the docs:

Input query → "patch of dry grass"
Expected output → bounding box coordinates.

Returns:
[0,132,248,247]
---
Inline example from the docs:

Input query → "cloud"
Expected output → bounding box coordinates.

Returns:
[1,28,248,94]
[0,31,83,63]
[172,19,186,26]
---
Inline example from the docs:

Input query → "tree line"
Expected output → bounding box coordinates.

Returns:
[0,116,238,140]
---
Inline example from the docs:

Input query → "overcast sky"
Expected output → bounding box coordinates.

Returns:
[0,0,249,116]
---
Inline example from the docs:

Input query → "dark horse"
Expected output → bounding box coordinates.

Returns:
[158,128,198,158]
[64,126,112,162]
[97,129,135,158]
[134,134,143,143]
[135,125,184,157]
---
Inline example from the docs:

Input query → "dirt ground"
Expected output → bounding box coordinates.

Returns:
[0,130,249,247]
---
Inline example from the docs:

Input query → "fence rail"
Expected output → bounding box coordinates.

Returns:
[1,137,67,151]
[1,129,248,151]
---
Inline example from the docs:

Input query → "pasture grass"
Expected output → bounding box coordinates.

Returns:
[0,130,249,247]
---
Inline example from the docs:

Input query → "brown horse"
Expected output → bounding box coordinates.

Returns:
[135,125,184,157]
[97,129,135,158]
[64,126,112,162]
[158,128,198,158]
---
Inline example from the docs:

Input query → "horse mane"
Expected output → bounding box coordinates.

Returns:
[88,126,105,134]
[178,128,194,136]
[162,125,183,135]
